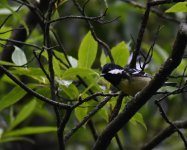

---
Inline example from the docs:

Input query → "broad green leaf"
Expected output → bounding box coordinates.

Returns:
[0,26,12,39]
[75,103,88,122]
[0,86,27,111]
[78,31,98,68]
[81,76,102,94]
[100,51,107,66]
[62,68,99,80]
[166,2,187,13]
[0,27,12,52]
[10,100,37,130]
[54,50,69,68]
[130,112,147,131]
[0,61,15,66]
[53,55,62,77]
[35,86,51,100]
[11,46,27,66]
[3,127,57,137]
[59,84,79,100]
[40,50,69,76]
[108,41,129,66]
[12,67,48,83]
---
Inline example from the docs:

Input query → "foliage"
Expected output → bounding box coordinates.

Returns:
[0,0,187,150]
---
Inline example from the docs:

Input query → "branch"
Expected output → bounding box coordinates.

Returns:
[0,65,71,109]
[129,0,151,68]
[72,0,114,63]
[141,120,187,150]
[64,96,112,143]
[93,23,187,150]
[155,100,187,148]
[129,0,185,68]
[0,0,50,63]
[122,0,182,24]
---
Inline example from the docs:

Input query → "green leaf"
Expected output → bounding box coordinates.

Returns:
[166,2,187,13]
[9,100,37,130]
[11,46,27,66]
[130,112,147,131]
[0,60,16,66]
[62,67,99,80]
[75,103,88,122]
[78,31,98,68]
[59,83,79,100]
[0,136,34,143]
[3,127,57,137]
[100,51,107,66]
[12,67,48,83]
[0,86,27,111]
[0,1,29,35]
[108,41,129,66]
[82,76,102,93]
[97,107,109,122]
[0,27,12,53]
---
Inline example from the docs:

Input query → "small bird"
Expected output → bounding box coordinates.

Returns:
[101,63,153,96]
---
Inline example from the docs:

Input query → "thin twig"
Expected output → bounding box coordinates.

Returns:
[64,96,112,143]
[72,92,119,109]
[0,38,42,50]
[129,0,151,68]
[155,100,187,148]
[72,0,114,63]
[141,120,187,150]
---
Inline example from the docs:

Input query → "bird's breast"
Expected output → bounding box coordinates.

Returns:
[117,77,151,96]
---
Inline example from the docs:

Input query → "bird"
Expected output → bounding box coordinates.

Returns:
[101,63,153,96]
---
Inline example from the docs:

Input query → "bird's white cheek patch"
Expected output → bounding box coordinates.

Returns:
[108,69,124,74]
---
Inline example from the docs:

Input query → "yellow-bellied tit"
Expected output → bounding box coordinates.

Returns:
[101,63,153,96]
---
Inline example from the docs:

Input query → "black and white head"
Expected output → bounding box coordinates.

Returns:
[101,63,129,86]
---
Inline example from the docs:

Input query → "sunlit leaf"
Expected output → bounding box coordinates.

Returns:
[3,127,57,137]
[75,103,88,122]
[0,60,15,66]
[0,86,26,111]
[100,51,107,66]
[107,41,129,66]
[0,136,34,143]
[59,84,79,100]
[11,67,48,83]
[0,85,36,111]
[166,2,187,13]
[78,31,98,68]
[10,100,37,130]
[62,67,99,80]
